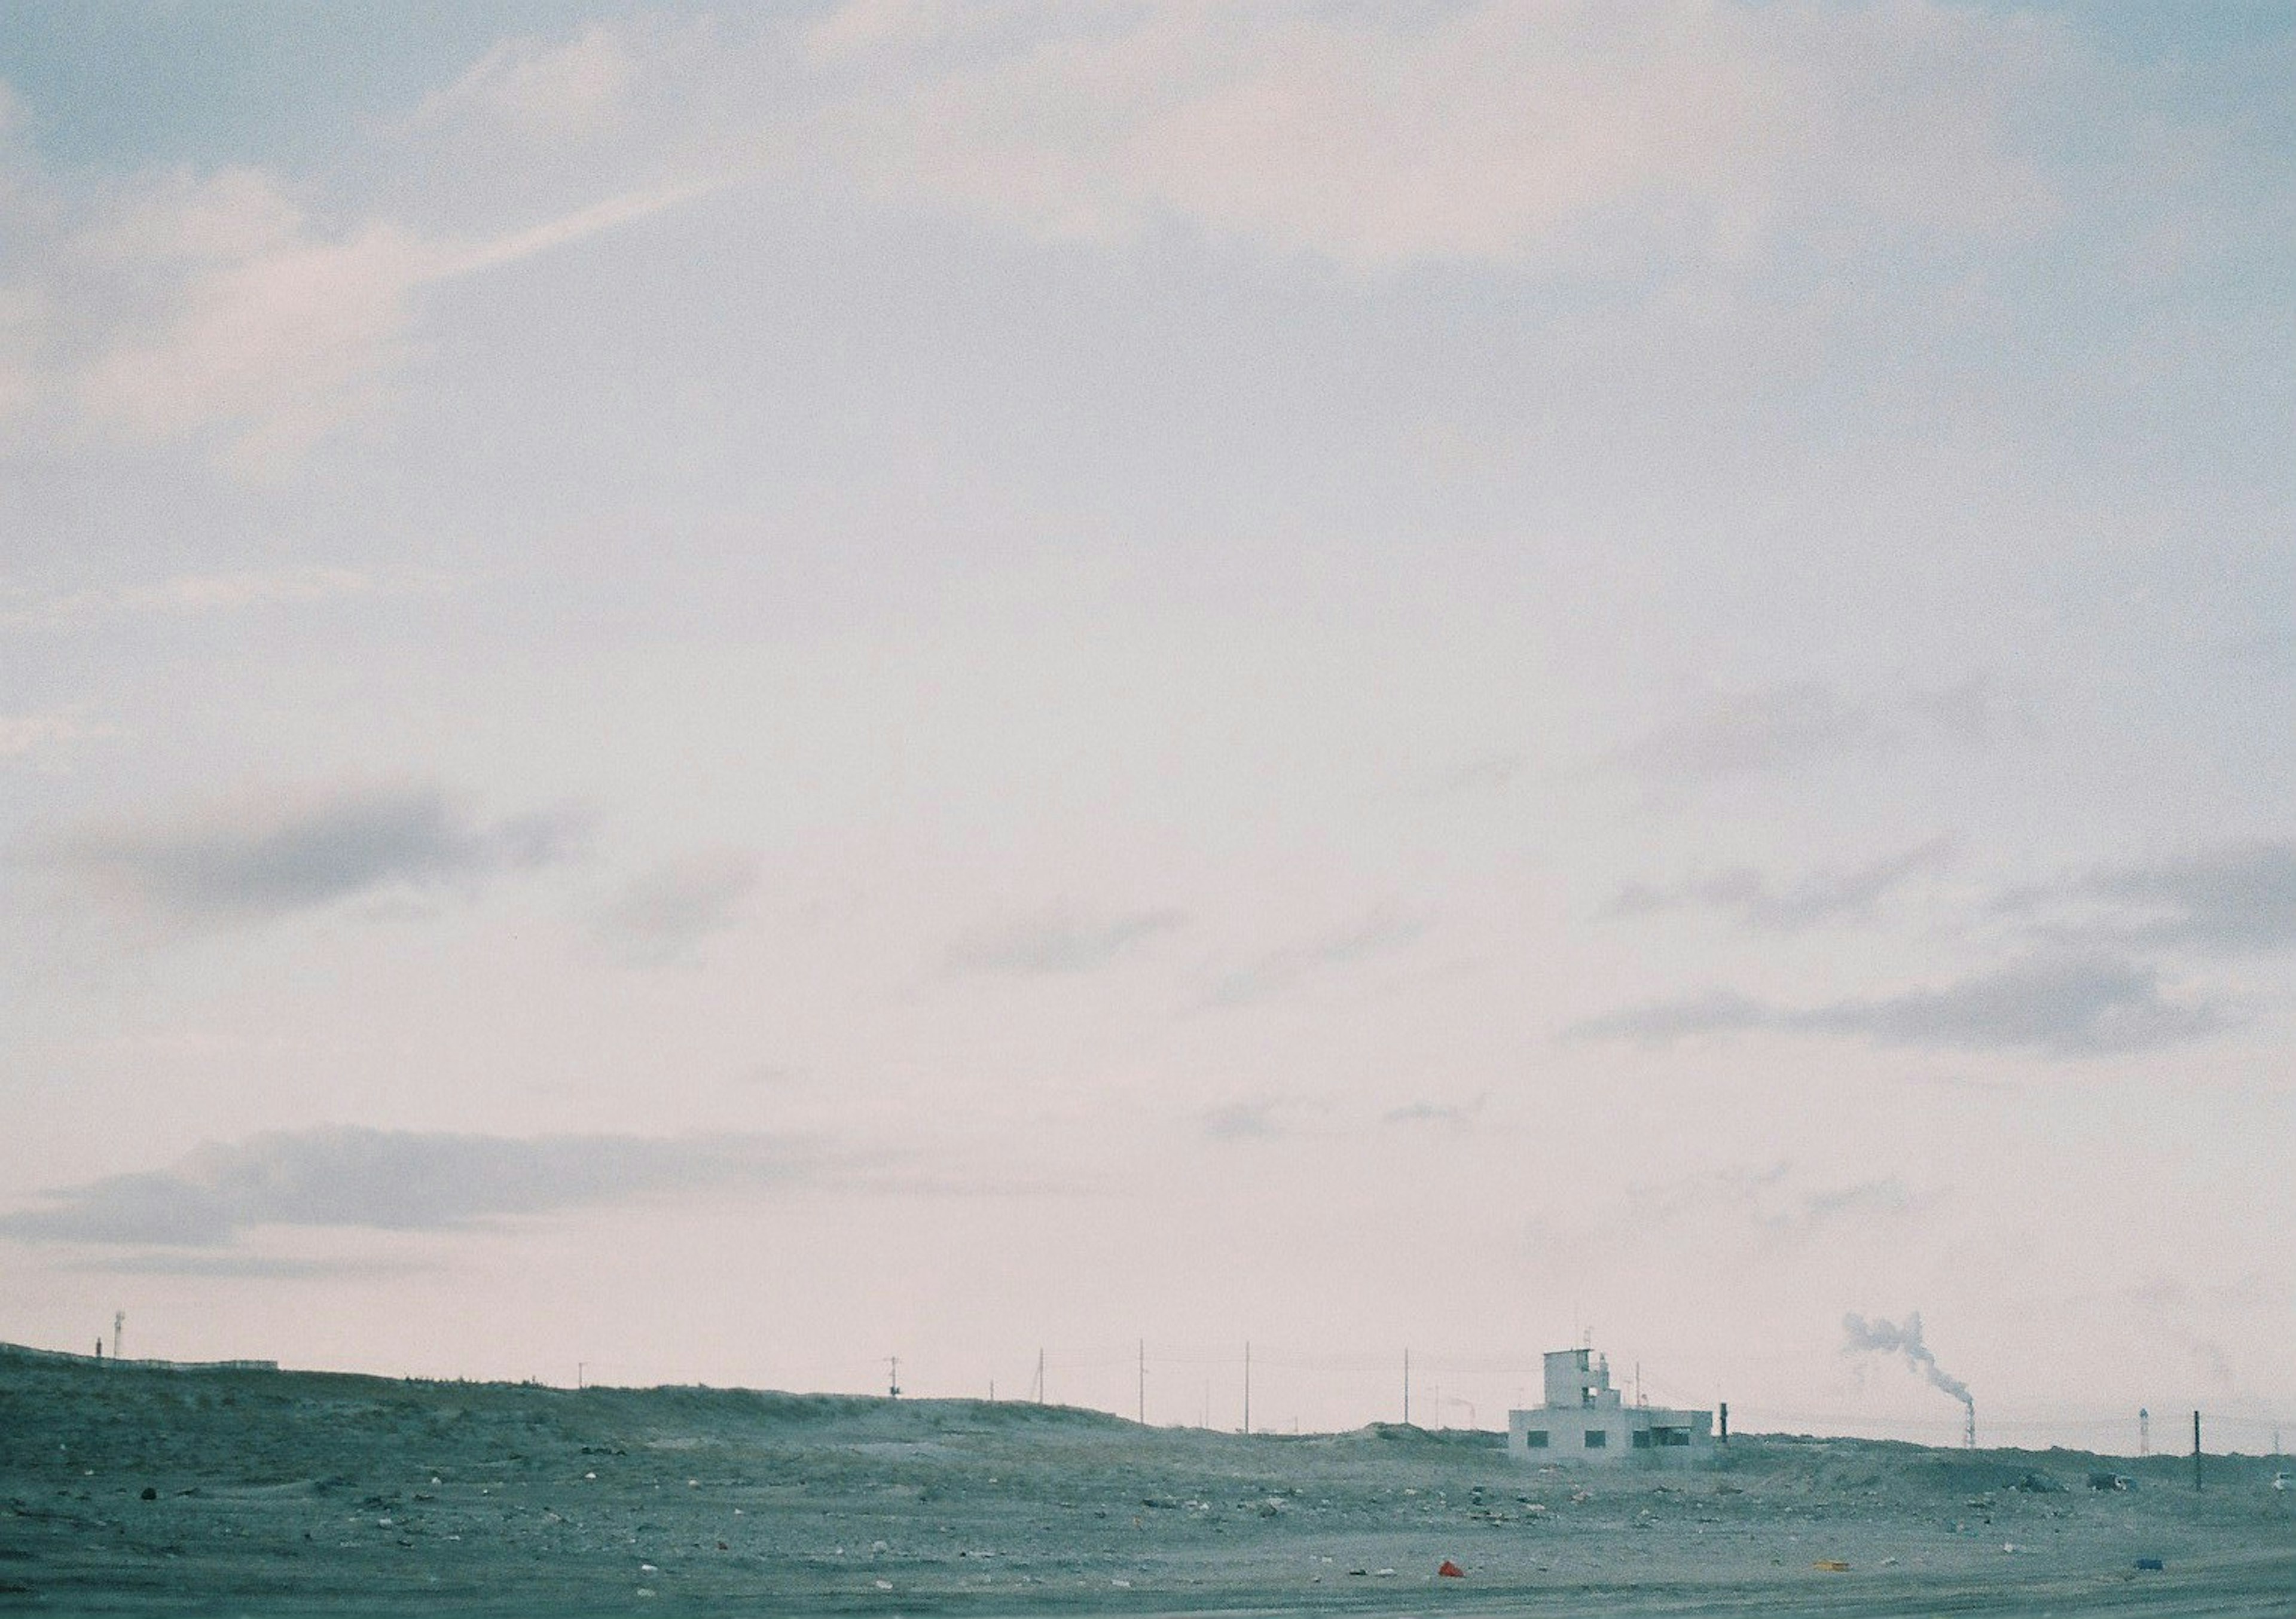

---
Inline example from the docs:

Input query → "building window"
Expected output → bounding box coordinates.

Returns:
[1525,1430,1548,1449]
[1584,1429,1607,1449]
[1631,1430,1651,1449]
[1657,1428,1691,1446]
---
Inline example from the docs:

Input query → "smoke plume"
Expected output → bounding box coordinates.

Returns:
[1842,1311,1973,1410]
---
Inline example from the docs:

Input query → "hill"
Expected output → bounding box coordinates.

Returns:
[3,1342,2289,1615]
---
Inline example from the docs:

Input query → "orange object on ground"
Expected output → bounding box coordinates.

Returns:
[1437,1560,1465,1578]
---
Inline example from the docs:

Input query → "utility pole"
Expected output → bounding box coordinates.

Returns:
[112,1311,124,1361]
[2193,1410,2203,1492]
[1242,1342,1251,1436]
[1137,1340,1146,1425]
[887,1357,901,1398]
[1034,1348,1045,1405]
[2139,1407,2149,1456]
[1403,1348,1410,1426]
[1720,1401,1729,1444]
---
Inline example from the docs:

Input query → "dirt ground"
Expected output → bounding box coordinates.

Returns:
[4,1344,2291,1615]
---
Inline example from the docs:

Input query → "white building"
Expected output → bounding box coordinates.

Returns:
[1506,1348,1714,1467]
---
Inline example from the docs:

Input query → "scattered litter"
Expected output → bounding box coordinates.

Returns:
[1812,1560,1850,1573]
[1437,1559,1465,1578]
[874,1579,893,1590]
[639,1563,658,1574]
[2135,1557,2164,1572]
[1111,1577,1131,1587]
[1375,1567,1397,1578]
[140,1487,157,1501]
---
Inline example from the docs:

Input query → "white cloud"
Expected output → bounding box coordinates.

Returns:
[1,566,401,628]
[413,22,640,142]
[60,169,703,474]
[0,708,95,762]
[813,0,2063,266]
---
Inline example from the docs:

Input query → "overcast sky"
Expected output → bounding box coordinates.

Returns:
[4,1,2292,1451]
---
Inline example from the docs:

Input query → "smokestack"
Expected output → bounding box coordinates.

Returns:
[1842,1312,1975,1439]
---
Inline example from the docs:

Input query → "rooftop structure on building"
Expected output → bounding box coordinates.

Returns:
[1506,1347,1714,1467]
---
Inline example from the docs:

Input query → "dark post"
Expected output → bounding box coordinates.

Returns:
[2193,1410,2203,1492]
[1719,1401,1729,1443]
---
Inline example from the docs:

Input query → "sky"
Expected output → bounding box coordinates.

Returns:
[2,1,2293,1455]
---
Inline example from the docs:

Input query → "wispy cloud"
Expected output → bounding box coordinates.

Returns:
[1568,953,2223,1058]
[2057,838,2296,955]
[948,905,1186,975]
[1201,1099,1293,1142]
[1611,835,1957,931]
[1382,1094,1489,1131]
[0,566,425,629]
[8,139,711,473]
[54,782,583,927]
[0,708,103,763]
[596,848,759,966]
[1616,679,2007,790]
[1529,1160,1929,1261]
[74,1252,422,1280]
[813,1,2059,267]
[1207,903,1429,1008]
[0,1127,826,1248]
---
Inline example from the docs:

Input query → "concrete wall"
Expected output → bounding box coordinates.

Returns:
[1507,1403,1714,1468]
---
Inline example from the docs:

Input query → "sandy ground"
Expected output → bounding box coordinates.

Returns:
[4,1345,2291,1615]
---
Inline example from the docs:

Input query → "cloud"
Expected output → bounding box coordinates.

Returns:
[1566,988,1773,1046]
[813,1,2060,267]
[1568,954,2223,1057]
[1207,902,1429,1008]
[596,848,759,966]
[0,1126,823,1248]
[73,1253,420,1280]
[948,905,1186,975]
[1201,1099,1291,1142]
[1382,1094,1489,1131]
[0,566,418,629]
[411,22,640,142]
[1611,836,1957,930]
[1617,682,1880,784]
[1616,680,2010,789]
[1529,1160,1928,1266]
[0,708,100,762]
[54,782,582,926]
[2077,838,2296,954]
[2,130,709,473]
